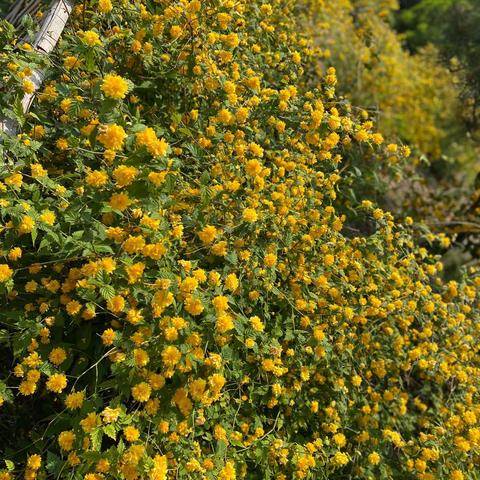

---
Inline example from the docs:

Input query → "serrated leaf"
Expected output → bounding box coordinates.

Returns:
[46,452,62,476]
[100,285,115,301]
[90,428,103,451]
[103,424,116,440]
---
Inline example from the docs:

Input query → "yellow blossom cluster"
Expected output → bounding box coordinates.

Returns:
[0,1,479,479]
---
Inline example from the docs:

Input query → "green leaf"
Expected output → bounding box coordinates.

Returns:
[90,428,103,451]
[215,440,227,458]
[85,50,96,72]
[103,424,116,440]
[225,251,237,265]
[13,97,25,126]
[46,452,62,476]
[100,285,115,301]
[31,228,37,245]
[200,171,210,185]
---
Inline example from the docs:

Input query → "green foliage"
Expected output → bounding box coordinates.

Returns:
[398,0,480,130]
[0,0,12,17]
[0,1,479,480]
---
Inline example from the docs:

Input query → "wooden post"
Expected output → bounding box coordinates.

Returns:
[0,0,75,137]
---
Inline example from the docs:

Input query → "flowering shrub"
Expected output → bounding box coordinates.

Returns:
[301,0,465,159]
[0,1,479,480]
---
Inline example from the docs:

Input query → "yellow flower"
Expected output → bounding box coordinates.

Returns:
[148,171,168,186]
[65,391,85,410]
[217,12,232,30]
[58,431,76,451]
[109,192,131,211]
[113,165,139,187]
[66,300,81,316]
[216,313,234,333]
[8,247,22,261]
[331,451,349,466]
[40,210,56,225]
[170,25,183,39]
[212,295,229,312]
[144,133,167,154]
[354,129,369,142]
[98,0,113,13]
[101,73,129,100]
[27,370,40,383]
[184,296,204,316]
[63,55,80,69]
[264,253,277,267]
[245,159,262,176]
[219,460,236,480]
[96,459,111,473]
[400,145,411,157]
[31,164,47,178]
[131,382,151,402]
[81,30,101,46]
[209,373,226,392]
[0,264,13,282]
[135,126,156,146]
[123,235,145,253]
[101,328,116,346]
[351,375,362,386]
[22,79,35,94]
[131,39,142,53]
[101,406,121,423]
[324,254,334,267]
[86,170,109,187]
[150,455,167,480]
[242,208,257,223]
[180,276,198,294]
[198,225,218,245]
[162,346,181,367]
[56,138,69,150]
[225,273,239,292]
[368,452,380,465]
[250,316,264,332]
[124,426,140,442]
[46,373,67,393]
[333,432,346,447]
[49,347,67,366]
[97,124,127,151]
[30,125,45,139]
[19,381,37,395]
[136,127,169,157]
[5,173,23,188]
[133,348,149,367]
[249,142,264,157]
[125,262,145,284]
[26,455,41,470]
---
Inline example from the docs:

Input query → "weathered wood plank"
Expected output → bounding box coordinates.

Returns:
[4,0,43,29]
[1,0,74,138]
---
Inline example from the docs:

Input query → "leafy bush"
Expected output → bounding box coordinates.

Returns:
[398,0,480,137]
[301,0,469,160]
[0,1,479,479]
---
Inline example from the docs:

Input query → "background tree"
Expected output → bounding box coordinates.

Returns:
[398,0,480,131]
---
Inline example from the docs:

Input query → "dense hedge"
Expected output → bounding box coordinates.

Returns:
[0,1,479,479]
